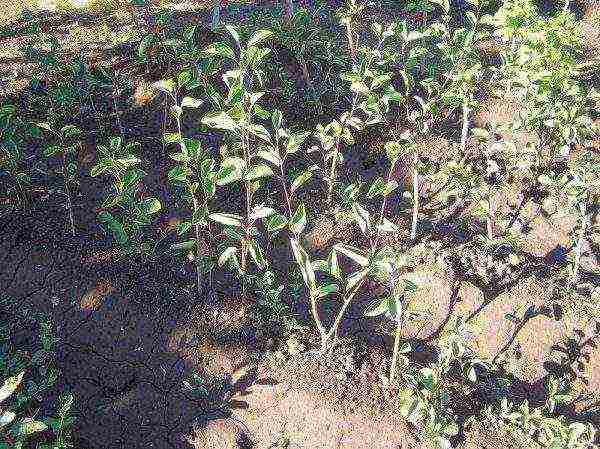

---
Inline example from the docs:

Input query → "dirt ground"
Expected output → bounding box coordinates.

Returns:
[1,2,599,449]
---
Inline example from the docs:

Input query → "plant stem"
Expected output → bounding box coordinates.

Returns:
[460,99,470,157]
[487,186,494,241]
[390,297,404,382]
[241,131,252,298]
[326,96,358,205]
[64,170,76,237]
[410,153,419,241]
[310,293,328,344]
[175,95,203,300]
[345,20,356,66]
[373,156,398,250]
[571,199,588,285]
[320,274,367,352]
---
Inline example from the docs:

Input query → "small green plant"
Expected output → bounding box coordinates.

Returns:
[397,318,487,449]
[153,74,217,299]
[492,391,597,448]
[0,295,75,449]
[364,251,418,383]
[90,135,163,256]
[0,104,40,209]
[199,25,278,293]
[36,122,84,236]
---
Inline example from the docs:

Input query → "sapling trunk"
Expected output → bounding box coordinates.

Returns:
[373,157,398,250]
[62,156,76,237]
[487,186,495,241]
[572,200,588,285]
[410,153,419,241]
[460,100,470,157]
[326,97,358,205]
[326,140,341,205]
[299,56,314,91]
[320,275,366,352]
[389,297,404,382]
[345,20,357,66]
[174,96,203,300]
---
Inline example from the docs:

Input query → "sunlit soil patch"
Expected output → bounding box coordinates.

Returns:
[166,298,253,378]
[79,278,116,311]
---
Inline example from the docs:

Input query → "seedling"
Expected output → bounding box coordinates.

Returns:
[152,75,215,298]
[37,122,84,236]
[199,26,278,294]
[91,136,163,258]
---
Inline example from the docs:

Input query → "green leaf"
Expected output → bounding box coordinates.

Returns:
[0,410,16,428]
[201,111,238,131]
[334,243,369,266]
[216,157,245,185]
[290,238,316,290]
[169,152,190,162]
[257,148,282,166]
[224,25,241,47]
[346,269,368,292]
[352,203,370,234]
[0,371,24,403]
[181,97,203,108]
[364,296,393,317]
[429,0,450,13]
[138,34,156,58]
[265,213,287,233]
[203,42,235,60]
[0,104,16,119]
[153,79,175,94]
[209,213,243,227]
[61,124,82,139]
[178,69,192,87]
[58,393,74,415]
[289,203,307,235]
[247,124,272,143]
[98,211,128,244]
[328,249,341,279]
[36,122,52,132]
[183,24,196,42]
[43,145,62,157]
[248,239,268,270]
[286,131,311,154]
[90,161,110,177]
[250,205,275,220]
[247,29,273,48]
[139,198,161,215]
[290,169,314,195]
[367,177,386,198]
[168,166,189,183]
[245,163,273,181]
[372,74,392,90]
[350,81,369,95]
[12,418,47,437]
[218,246,238,267]
[272,109,283,130]
[170,239,197,252]
[315,283,339,299]
[471,127,490,141]
[399,392,422,423]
